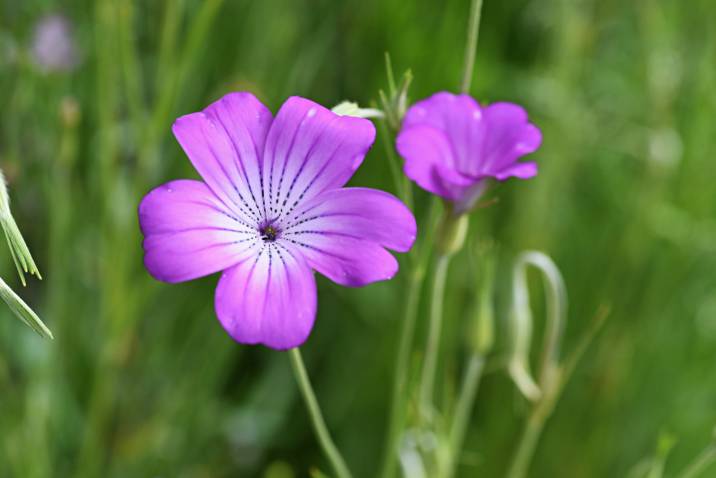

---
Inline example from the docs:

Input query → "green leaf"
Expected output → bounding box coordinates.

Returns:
[0,169,42,286]
[0,275,53,339]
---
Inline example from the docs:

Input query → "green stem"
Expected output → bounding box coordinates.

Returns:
[377,117,405,204]
[116,1,147,176]
[506,361,567,478]
[75,1,121,474]
[419,253,451,416]
[403,172,414,213]
[378,199,439,478]
[145,0,224,155]
[154,0,184,101]
[460,0,484,93]
[379,265,424,478]
[505,403,550,478]
[676,443,716,478]
[379,233,435,477]
[289,348,353,478]
[444,353,485,478]
[506,306,608,478]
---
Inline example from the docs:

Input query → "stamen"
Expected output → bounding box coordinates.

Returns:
[260,225,278,242]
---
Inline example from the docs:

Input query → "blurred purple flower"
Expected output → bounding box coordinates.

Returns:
[397,92,542,213]
[31,14,79,73]
[139,93,416,349]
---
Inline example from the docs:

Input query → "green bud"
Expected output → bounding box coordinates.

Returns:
[331,101,384,119]
[379,52,413,132]
[435,210,469,256]
[394,69,413,122]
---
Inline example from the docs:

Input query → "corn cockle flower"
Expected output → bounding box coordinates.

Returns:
[396,92,542,214]
[139,93,416,350]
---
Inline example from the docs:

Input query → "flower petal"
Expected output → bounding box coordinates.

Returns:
[493,161,538,180]
[399,93,541,182]
[480,102,542,173]
[261,97,376,219]
[282,233,398,287]
[281,187,417,252]
[215,244,317,349]
[172,92,272,224]
[401,92,481,174]
[397,125,475,201]
[139,180,259,283]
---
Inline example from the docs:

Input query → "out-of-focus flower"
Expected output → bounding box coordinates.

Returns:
[30,14,79,73]
[139,93,416,350]
[396,92,542,214]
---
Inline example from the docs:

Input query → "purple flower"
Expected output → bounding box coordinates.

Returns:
[30,14,79,73]
[139,93,416,350]
[396,92,542,213]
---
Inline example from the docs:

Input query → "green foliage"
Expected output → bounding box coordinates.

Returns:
[0,0,715,477]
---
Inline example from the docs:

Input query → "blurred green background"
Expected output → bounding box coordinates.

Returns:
[1,0,715,476]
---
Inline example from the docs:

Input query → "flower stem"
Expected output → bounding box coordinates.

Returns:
[379,262,424,478]
[506,306,608,478]
[443,353,485,477]
[460,0,484,93]
[419,252,451,417]
[377,117,407,205]
[379,199,438,478]
[505,400,552,478]
[288,348,353,478]
[676,443,716,478]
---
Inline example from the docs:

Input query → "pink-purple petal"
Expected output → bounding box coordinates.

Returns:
[139,180,258,283]
[397,91,542,206]
[493,161,538,180]
[172,93,271,223]
[282,187,417,253]
[287,234,399,287]
[397,126,453,199]
[261,97,376,215]
[480,102,542,173]
[402,92,480,174]
[397,125,472,201]
[204,92,273,158]
[214,244,317,350]
[141,92,417,350]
